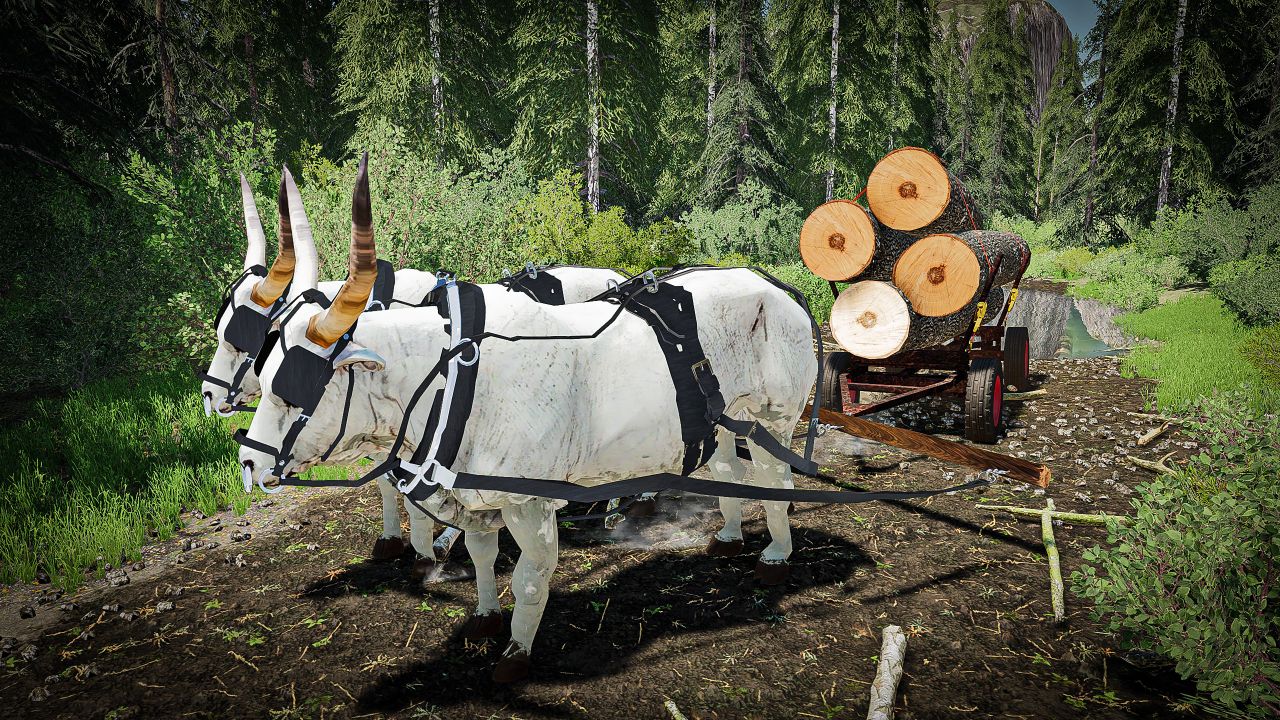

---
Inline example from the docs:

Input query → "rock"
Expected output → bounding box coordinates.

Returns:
[228,554,247,568]
[0,636,16,652]
[35,569,51,584]
[155,601,174,613]
[235,519,248,527]
[19,605,35,619]
[181,538,194,552]
[81,611,97,622]
[118,611,138,622]
[29,686,50,702]
[949,640,962,650]
[107,570,130,587]
[230,531,250,543]
[131,562,144,571]
[193,511,206,520]
[44,673,62,684]
[20,644,37,661]
[102,603,120,612]
[164,585,184,598]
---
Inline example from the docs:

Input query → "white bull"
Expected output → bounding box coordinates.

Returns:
[203,168,622,573]
[238,157,817,683]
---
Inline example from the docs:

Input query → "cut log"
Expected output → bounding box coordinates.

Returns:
[866,147,983,234]
[805,405,1052,487]
[867,625,907,720]
[799,200,913,282]
[830,280,970,359]
[977,503,1130,526]
[893,231,1028,317]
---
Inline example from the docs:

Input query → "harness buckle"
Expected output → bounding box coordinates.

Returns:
[454,338,480,367]
[396,458,458,494]
[525,261,538,279]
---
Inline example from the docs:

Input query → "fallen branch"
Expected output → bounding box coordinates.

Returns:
[1126,451,1177,475]
[664,700,689,720]
[976,504,1130,526]
[806,405,1051,487]
[1136,422,1173,447]
[867,625,907,720]
[1043,499,1065,624]
[1006,388,1048,400]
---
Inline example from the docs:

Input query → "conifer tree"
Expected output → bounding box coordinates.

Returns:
[968,0,1035,217]
[1033,33,1087,223]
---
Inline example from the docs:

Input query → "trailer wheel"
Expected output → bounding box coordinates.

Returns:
[964,358,1004,443]
[820,351,851,414]
[1003,327,1031,391]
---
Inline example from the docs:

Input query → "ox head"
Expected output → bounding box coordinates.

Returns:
[201,168,319,415]
[238,153,389,487]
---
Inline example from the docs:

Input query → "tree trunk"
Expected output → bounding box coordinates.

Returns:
[887,0,902,152]
[1156,0,1188,212]
[734,0,750,190]
[866,147,983,234]
[244,32,259,129]
[893,230,1028,317]
[154,0,180,169]
[1083,22,1107,233]
[707,0,716,135]
[429,0,443,139]
[586,0,601,212]
[825,0,839,202]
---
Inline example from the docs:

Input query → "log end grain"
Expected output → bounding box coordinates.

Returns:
[830,280,911,359]
[866,147,952,231]
[799,200,878,281]
[894,233,982,317]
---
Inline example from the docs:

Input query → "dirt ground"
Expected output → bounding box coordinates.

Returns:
[0,356,1206,719]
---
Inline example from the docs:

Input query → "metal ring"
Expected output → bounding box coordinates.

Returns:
[456,339,480,367]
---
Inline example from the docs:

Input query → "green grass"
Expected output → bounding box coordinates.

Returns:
[0,370,369,590]
[1117,293,1279,414]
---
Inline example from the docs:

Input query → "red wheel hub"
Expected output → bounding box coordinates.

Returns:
[992,380,1003,426]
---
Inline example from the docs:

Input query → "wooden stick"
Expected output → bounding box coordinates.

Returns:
[1126,451,1177,474]
[1005,388,1048,400]
[976,504,1130,526]
[1136,422,1172,447]
[867,625,907,720]
[1043,499,1065,624]
[806,405,1051,487]
[664,700,689,720]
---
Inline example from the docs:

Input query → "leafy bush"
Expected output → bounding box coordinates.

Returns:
[1024,247,1061,279]
[1242,324,1280,389]
[680,179,804,264]
[1073,393,1280,715]
[989,212,1060,249]
[1209,256,1280,327]
[1052,246,1095,278]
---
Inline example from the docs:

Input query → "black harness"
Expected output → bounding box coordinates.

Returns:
[499,263,567,305]
[201,260,397,414]
[234,266,990,509]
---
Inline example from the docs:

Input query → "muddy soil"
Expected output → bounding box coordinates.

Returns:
[0,357,1204,719]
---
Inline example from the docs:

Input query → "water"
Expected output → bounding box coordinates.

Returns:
[1004,288,1132,359]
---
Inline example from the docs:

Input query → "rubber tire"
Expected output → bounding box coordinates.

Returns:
[820,351,850,415]
[964,357,1004,444]
[1003,327,1031,391]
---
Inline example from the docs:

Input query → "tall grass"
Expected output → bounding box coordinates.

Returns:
[0,371,252,589]
[1118,294,1280,414]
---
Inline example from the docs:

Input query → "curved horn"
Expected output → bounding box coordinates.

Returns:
[240,173,267,270]
[306,152,377,348]
[249,169,297,308]
[282,166,319,292]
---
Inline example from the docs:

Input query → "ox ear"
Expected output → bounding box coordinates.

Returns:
[333,343,385,372]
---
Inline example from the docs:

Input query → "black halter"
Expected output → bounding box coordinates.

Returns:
[198,265,288,413]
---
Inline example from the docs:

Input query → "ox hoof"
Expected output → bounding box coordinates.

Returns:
[625,497,658,518]
[370,536,407,561]
[705,536,744,557]
[492,649,531,684]
[460,612,504,642]
[754,559,791,586]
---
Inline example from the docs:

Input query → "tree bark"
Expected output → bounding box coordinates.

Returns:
[429,0,443,139]
[734,0,750,190]
[244,32,259,129]
[867,625,906,720]
[825,0,840,201]
[586,0,601,212]
[1083,21,1107,233]
[887,0,902,152]
[1156,0,1188,212]
[707,0,716,135]
[1043,498,1066,624]
[154,0,180,169]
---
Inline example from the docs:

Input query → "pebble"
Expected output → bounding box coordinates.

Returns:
[107,570,130,587]
[235,519,248,527]
[102,603,120,613]
[20,644,37,661]
[231,531,251,542]
[81,611,96,622]
[43,674,62,684]
[155,601,174,612]
[19,605,35,619]
[0,636,16,652]
[131,562,145,571]
[228,554,247,568]
[164,585,184,598]
[181,538,194,552]
[29,686,50,702]
[118,611,138,622]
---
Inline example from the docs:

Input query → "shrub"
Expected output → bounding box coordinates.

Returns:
[1072,393,1280,715]
[1209,256,1280,327]
[1242,324,1280,389]
[760,263,834,325]
[1024,247,1061,279]
[679,179,804,264]
[989,212,1060,249]
[1052,246,1094,278]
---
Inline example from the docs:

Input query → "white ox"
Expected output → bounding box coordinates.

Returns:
[238,158,817,682]
[203,167,622,572]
